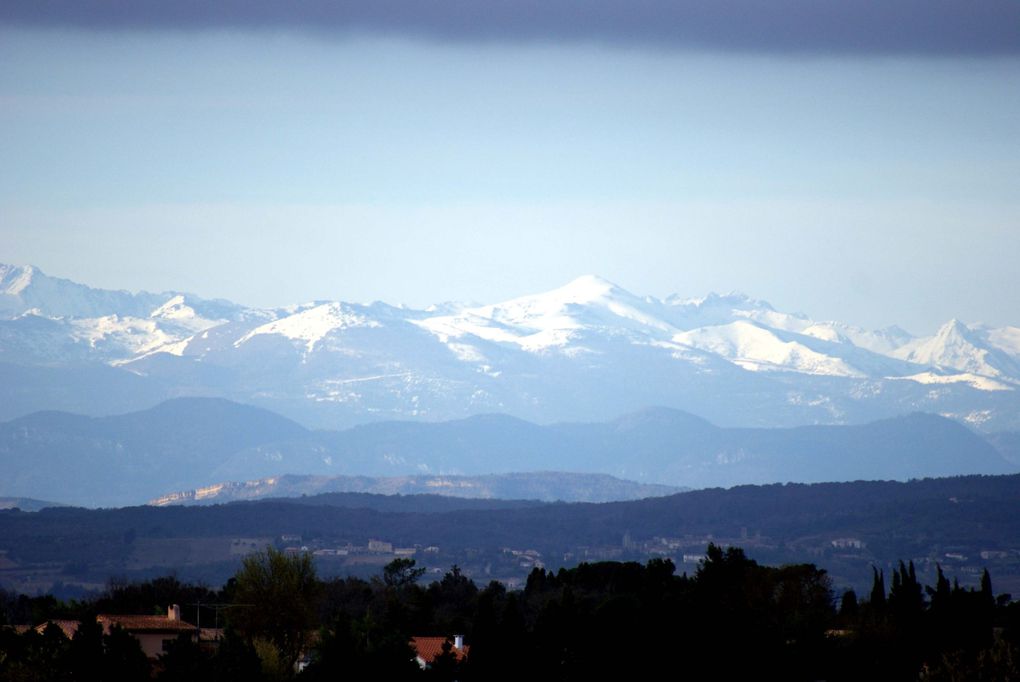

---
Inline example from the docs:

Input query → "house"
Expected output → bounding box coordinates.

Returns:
[368,539,393,553]
[411,635,469,670]
[31,605,198,659]
[97,604,197,659]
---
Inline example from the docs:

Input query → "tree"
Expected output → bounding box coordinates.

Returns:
[869,566,886,612]
[429,565,478,635]
[383,558,426,590]
[103,625,151,682]
[888,560,924,621]
[67,614,105,680]
[839,589,859,622]
[230,547,321,675]
[157,633,210,682]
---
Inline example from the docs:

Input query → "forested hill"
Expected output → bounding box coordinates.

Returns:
[2,474,1019,594]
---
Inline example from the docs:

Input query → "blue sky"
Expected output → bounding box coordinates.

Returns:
[2,4,1019,334]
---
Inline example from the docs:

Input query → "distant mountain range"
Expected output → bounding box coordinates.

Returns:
[148,472,684,507]
[0,398,1013,507]
[0,497,63,513]
[2,263,1019,432]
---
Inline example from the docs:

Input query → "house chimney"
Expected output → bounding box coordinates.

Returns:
[453,634,464,650]
[168,604,181,621]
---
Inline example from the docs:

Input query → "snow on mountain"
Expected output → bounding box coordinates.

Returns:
[800,322,913,355]
[661,291,784,330]
[1,264,155,319]
[24,290,231,362]
[423,301,475,316]
[887,371,1014,392]
[0,263,243,323]
[0,264,35,296]
[69,315,180,357]
[2,264,1010,387]
[893,319,1020,383]
[137,337,192,359]
[235,302,382,352]
[981,325,1020,359]
[0,264,250,363]
[92,298,229,363]
[149,294,226,333]
[660,292,916,358]
[671,320,866,377]
[3,263,1020,432]
[799,324,846,344]
[415,275,675,353]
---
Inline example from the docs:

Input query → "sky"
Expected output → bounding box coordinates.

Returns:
[1,2,1019,335]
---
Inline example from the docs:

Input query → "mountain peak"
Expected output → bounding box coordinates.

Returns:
[150,294,190,318]
[550,275,625,302]
[471,274,643,319]
[890,317,1020,382]
[933,318,976,345]
[412,275,670,352]
[665,290,774,311]
[0,264,37,296]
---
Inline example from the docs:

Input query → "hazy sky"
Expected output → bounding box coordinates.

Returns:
[2,2,1019,335]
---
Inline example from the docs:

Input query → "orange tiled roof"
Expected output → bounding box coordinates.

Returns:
[411,636,470,663]
[98,614,196,634]
[34,620,80,639]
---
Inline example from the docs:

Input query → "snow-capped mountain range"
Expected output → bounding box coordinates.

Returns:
[2,263,1019,431]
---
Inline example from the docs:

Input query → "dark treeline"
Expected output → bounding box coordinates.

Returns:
[4,474,1020,571]
[3,545,1020,681]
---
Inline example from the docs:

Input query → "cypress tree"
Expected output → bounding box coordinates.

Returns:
[869,567,886,610]
[980,569,993,607]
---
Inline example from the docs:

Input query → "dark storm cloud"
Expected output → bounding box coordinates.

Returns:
[2,0,1019,56]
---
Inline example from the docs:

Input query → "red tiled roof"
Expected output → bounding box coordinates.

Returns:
[411,636,470,663]
[34,620,80,639]
[98,614,196,634]
[31,615,197,639]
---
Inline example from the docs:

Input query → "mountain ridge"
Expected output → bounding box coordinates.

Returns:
[0,398,1012,508]
[2,263,1019,432]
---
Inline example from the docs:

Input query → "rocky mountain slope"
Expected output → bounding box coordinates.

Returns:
[148,472,684,507]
